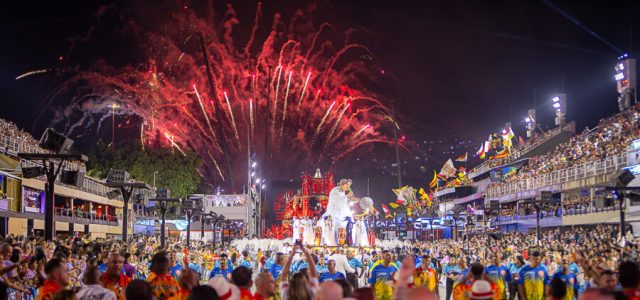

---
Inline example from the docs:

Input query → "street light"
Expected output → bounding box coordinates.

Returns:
[150,189,180,249]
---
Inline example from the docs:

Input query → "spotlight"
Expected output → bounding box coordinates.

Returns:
[552,96,560,103]
[256,178,261,184]
[614,169,635,188]
[615,73,625,81]
[252,162,257,168]
[524,117,531,123]
[261,184,266,189]
[552,102,561,109]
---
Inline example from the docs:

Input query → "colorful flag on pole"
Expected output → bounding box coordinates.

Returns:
[381,204,391,217]
[502,127,515,148]
[439,158,457,178]
[490,147,510,159]
[455,152,468,162]
[429,170,438,189]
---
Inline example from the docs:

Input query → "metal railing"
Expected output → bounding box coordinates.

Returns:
[54,207,120,226]
[562,203,619,216]
[487,155,627,198]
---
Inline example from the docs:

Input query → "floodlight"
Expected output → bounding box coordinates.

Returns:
[252,162,257,168]
[524,117,531,123]
[618,63,625,70]
[552,102,561,109]
[615,73,625,81]
[552,96,560,103]
[256,178,261,184]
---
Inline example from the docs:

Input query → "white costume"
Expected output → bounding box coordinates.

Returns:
[303,218,315,245]
[323,218,337,246]
[292,217,301,241]
[353,218,369,247]
[315,218,325,245]
[323,186,353,228]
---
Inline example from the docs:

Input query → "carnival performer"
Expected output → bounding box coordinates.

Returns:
[315,217,325,246]
[291,217,301,242]
[322,216,337,246]
[303,216,315,245]
[323,179,356,228]
[353,216,370,247]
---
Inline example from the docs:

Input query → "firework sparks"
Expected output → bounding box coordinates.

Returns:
[279,70,293,139]
[164,132,187,156]
[296,72,311,111]
[193,84,218,141]
[223,91,240,144]
[324,102,351,150]
[16,69,53,80]
[272,65,283,130]
[313,100,336,143]
[354,124,370,138]
[44,2,395,185]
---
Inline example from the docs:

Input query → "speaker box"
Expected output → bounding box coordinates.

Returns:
[61,171,84,187]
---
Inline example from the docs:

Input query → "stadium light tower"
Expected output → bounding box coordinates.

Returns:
[524,109,537,139]
[552,94,566,127]
[615,54,637,111]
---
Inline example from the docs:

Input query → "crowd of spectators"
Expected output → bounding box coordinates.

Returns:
[0,224,638,300]
[489,107,640,190]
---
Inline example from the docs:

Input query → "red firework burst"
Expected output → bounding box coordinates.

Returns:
[46,2,398,187]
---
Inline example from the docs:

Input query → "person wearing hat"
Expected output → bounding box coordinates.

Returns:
[517,250,549,300]
[208,277,240,300]
[470,280,495,300]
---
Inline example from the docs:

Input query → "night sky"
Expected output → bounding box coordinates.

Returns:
[0,0,638,203]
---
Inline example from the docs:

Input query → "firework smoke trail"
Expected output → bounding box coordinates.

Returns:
[207,150,225,182]
[279,70,293,139]
[313,100,336,143]
[324,102,351,150]
[296,72,311,111]
[16,69,53,80]
[193,85,218,141]
[271,65,283,131]
[223,91,240,144]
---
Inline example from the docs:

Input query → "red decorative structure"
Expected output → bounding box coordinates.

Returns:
[301,171,334,216]
[272,169,335,238]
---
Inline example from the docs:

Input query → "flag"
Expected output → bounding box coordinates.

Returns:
[502,127,515,148]
[476,141,490,159]
[381,204,391,217]
[436,173,447,180]
[503,166,518,177]
[439,158,456,178]
[455,152,468,162]
[429,171,438,189]
[491,147,510,159]
[388,202,400,209]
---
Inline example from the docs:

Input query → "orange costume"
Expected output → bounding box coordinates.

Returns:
[147,272,181,300]
[36,280,63,300]
[101,272,132,300]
